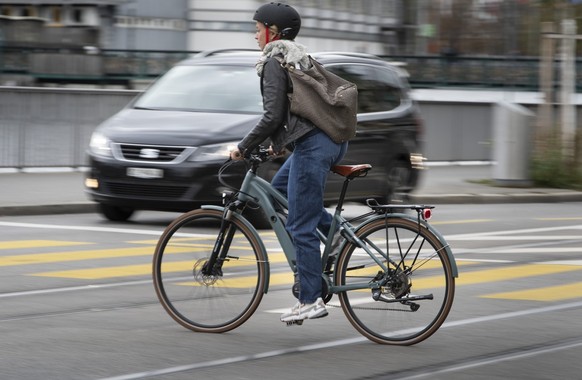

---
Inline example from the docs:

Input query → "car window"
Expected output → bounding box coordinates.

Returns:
[326,64,404,113]
[134,65,262,113]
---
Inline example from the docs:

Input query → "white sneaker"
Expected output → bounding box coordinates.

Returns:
[280,297,328,322]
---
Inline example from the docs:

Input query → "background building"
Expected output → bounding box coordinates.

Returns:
[1,1,580,55]
[0,0,409,54]
[187,0,404,54]
[1,0,580,88]
[0,0,412,86]
[110,0,188,50]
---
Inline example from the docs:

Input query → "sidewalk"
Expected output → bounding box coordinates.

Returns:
[1,165,581,217]
[409,164,582,204]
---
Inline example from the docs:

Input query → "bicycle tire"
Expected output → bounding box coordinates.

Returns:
[153,208,267,333]
[335,216,455,345]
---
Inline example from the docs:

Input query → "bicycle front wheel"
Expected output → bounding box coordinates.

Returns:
[336,217,455,345]
[153,208,267,333]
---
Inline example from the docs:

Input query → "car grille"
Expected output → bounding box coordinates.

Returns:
[107,182,188,198]
[116,144,188,163]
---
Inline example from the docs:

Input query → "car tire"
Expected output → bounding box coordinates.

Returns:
[242,207,272,230]
[380,159,412,204]
[98,203,135,222]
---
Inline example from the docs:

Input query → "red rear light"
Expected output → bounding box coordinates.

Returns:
[422,208,432,220]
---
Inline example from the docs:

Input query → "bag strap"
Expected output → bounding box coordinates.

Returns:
[266,56,293,127]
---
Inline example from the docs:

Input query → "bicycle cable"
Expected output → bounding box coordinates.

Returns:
[216,154,263,209]
[217,158,242,192]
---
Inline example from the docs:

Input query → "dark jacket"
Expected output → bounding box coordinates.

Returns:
[238,57,315,156]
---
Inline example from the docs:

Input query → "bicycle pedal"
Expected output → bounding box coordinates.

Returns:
[285,319,304,326]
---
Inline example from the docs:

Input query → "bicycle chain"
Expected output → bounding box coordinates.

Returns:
[326,301,414,313]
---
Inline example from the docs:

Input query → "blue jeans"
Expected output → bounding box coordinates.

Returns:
[272,129,348,304]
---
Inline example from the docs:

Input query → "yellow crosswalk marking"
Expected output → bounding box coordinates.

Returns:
[481,282,582,301]
[0,240,91,250]
[16,237,582,303]
[176,272,295,288]
[0,245,207,267]
[30,253,289,280]
[457,264,582,285]
[348,263,582,295]
[0,246,154,267]
[403,264,582,292]
[30,254,476,281]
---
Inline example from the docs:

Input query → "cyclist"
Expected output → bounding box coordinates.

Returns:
[230,2,348,323]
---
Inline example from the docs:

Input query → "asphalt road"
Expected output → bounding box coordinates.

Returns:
[1,203,582,379]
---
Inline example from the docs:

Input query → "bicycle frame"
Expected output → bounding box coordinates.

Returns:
[204,163,457,296]
[203,166,334,294]
[154,153,458,343]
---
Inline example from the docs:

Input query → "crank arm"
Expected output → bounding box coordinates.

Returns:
[372,290,434,304]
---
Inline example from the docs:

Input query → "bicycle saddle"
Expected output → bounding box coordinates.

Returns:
[331,164,372,179]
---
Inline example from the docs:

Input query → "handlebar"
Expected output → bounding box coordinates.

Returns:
[248,145,272,164]
[217,145,273,205]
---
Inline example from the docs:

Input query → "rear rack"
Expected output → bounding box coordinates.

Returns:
[365,199,434,222]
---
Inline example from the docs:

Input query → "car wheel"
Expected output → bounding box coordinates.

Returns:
[242,207,272,230]
[257,159,283,182]
[381,160,412,204]
[98,203,135,222]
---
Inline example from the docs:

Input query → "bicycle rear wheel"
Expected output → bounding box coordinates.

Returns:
[336,217,455,345]
[153,208,267,333]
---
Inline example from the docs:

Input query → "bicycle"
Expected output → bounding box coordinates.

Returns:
[153,147,458,345]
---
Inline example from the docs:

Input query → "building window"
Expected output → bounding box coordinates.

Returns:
[50,6,62,24]
[115,16,187,31]
[73,8,84,23]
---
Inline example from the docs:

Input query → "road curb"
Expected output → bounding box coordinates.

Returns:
[0,203,97,217]
[409,192,582,204]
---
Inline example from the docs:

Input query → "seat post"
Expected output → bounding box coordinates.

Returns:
[331,164,371,213]
[335,177,352,212]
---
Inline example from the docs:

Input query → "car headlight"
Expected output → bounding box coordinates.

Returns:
[410,153,426,170]
[89,132,113,157]
[189,141,239,162]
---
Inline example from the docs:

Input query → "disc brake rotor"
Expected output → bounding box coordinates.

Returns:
[192,258,220,286]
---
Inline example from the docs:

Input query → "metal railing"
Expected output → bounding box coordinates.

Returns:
[0,86,139,168]
[2,46,582,91]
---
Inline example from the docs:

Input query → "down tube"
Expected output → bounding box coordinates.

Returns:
[247,176,297,271]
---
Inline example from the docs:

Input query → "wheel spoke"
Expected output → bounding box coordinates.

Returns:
[337,217,455,345]
[153,209,266,333]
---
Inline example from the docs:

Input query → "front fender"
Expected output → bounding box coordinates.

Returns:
[201,205,271,293]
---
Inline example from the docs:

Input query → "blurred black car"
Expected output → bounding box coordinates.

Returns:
[85,50,424,226]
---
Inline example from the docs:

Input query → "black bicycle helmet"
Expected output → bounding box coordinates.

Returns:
[253,2,301,40]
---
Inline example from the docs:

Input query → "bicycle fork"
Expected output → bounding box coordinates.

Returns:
[202,208,238,277]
